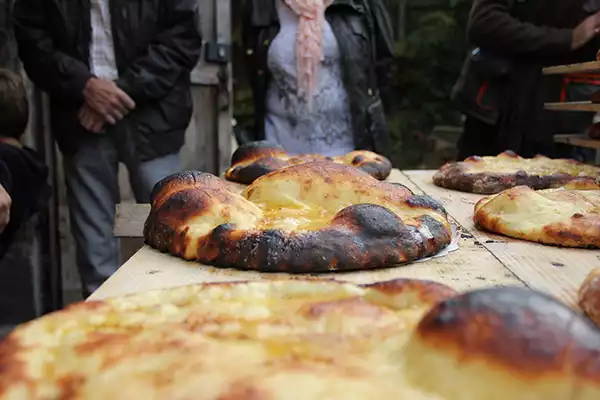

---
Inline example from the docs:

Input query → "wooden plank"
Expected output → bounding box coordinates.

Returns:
[543,61,600,75]
[404,170,600,306]
[91,236,520,301]
[554,134,600,150]
[545,102,600,112]
[90,170,521,300]
[215,0,233,175]
[114,204,151,238]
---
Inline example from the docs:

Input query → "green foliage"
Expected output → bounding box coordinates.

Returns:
[386,0,472,168]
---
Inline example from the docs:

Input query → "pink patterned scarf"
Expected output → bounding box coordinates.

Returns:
[283,0,334,108]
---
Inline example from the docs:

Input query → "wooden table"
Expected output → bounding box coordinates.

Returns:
[94,170,600,308]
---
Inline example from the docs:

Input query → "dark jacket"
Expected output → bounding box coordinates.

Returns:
[453,0,600,154]
[12,0,203,162]
[242,0,395,155]
[0,0,19,71]
[0,143,49,259]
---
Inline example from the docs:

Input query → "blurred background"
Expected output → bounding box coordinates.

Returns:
[232,0,473,169]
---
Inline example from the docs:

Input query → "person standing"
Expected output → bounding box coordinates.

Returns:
[452,0,600,160]
[241,0,395,157]
[13,0,203,297]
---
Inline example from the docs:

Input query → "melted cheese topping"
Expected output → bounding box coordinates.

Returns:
[466,155,600,176]
[181,169,450,238]
[242,175,447,233]
[0,281,447,400]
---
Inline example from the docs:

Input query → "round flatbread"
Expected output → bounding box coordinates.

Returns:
[225,141,392,184]
[144,161,452,272]
[433,150,600,194]
[1,279,600,399]
[473,180,600,247]
[579,267,600,327]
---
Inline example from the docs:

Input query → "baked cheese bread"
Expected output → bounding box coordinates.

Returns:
[225,141,392,184]
[1,278,600,400]
[144,161,452,272]
[473,180,600,247]
[579,267,600,327]
[433,150,600,194]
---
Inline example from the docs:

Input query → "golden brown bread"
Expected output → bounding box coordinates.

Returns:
[473,182,600,248]
[1,279,600,399]
[579,267,600,327]
[225,141,393,184]
[144,162,452,272]
[405,286,600,400]
[433,150,600,194]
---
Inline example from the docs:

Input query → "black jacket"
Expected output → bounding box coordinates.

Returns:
[452,0,599,154]
[242,0,395,155]
[0,143,49,259]
[12,0,203,161]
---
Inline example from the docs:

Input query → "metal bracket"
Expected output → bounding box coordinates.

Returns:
[205,42,231,64]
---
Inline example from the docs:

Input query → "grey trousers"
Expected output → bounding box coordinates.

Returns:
[62,132,181,297]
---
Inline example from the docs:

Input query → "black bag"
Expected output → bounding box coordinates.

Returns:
[451,47,513,126]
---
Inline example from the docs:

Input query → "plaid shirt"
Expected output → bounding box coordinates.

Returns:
[89,0,118,80]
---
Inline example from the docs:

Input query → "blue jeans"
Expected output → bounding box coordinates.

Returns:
[63,132,181,297]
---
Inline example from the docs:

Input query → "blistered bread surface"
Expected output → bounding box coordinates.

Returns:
[144,162,452,272]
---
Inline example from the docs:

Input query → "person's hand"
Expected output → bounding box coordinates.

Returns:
[572,11,600,50]
[83,77,136,125]
[78,104,105,133]
[0,184,11,233]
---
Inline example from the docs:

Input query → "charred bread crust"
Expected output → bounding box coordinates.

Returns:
[144,163,452,273]
[225,141,393,184]
[433,151,600,194]
[405,286,600,399]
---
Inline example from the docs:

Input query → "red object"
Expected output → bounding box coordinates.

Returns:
[588,122,600,140]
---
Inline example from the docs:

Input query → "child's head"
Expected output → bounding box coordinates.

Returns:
[0,69,29,141]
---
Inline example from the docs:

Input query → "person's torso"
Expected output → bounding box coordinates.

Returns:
[247,0,388,152]
[42,0,165,73]
[264,0,354,156]
[42,0,193,159]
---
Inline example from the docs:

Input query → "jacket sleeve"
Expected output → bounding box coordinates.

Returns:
[12,0,93,101]
[370,0,395,111]
[371,0,395,62]
[241,0,261,142]
[468,0,573,57]
[115,0,203,104]
[242,0,256,71]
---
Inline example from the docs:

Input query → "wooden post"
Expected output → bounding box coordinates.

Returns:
[215,0,232,174]
[183,0,232,174]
